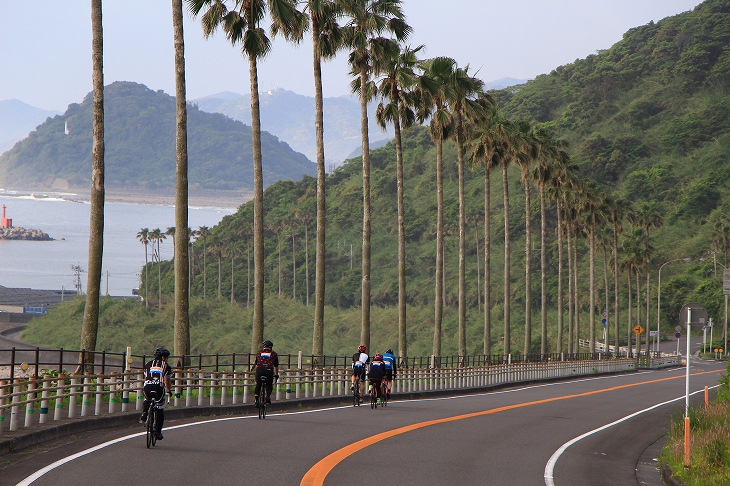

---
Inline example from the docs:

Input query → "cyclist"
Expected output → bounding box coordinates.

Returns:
[140,347,173,440]
[368,353,386,402]
[351,345,369,402]
[254,340,279,408]
[381,349,397,399]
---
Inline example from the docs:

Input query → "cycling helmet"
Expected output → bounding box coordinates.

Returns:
[154,347,170,358]
[358,345,367,352]
[375,353,383,360]
[262,340,273,349]
[386,349,393,355]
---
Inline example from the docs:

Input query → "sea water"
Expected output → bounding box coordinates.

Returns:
[0,191,235,296]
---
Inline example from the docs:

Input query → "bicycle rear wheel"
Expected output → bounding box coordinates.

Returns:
[353,379,360,406]
[380,383,388,406]
[146,409,154,448]
[150,408,158,447]
[259,386,267,419]
[370,388,377,409]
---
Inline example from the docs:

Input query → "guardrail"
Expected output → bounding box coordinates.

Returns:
[0,355,680,436]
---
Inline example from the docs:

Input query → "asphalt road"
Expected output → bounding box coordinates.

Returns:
[2,357,725,486]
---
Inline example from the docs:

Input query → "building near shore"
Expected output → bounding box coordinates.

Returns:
[0,285,70,314]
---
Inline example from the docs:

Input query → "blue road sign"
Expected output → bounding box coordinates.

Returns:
[675,332,682,339]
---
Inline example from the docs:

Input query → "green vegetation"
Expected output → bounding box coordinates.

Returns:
[661,362,730,485]
[0,81,316,192]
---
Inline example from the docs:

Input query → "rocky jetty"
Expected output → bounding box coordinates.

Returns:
[0,226,53,241]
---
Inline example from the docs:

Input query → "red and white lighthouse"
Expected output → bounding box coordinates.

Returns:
[1,205,13,228]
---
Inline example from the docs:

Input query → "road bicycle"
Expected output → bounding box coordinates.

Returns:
[145,396,163,448]
[380,379,388,407]
[258,376,269,419]
[369,381,379,409]
[352,375,362,406]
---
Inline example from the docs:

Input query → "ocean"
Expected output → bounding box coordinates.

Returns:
[0,190,235,296]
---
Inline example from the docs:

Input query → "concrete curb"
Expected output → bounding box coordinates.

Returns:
[661,461,686,486]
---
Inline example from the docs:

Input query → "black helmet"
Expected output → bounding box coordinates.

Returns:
[154,347,170,358]
[262,340,273,349]
[386,349,393,355]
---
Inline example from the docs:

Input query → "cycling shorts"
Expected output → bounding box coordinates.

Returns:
[384,370,393,381]
[352,364,366,379]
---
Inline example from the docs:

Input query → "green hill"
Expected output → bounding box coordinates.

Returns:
[23,0,730,358]
[0,81,316,192]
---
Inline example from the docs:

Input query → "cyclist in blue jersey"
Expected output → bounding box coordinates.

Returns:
[140,347,173,440]
[381,349,396,399]
[351,345,369,402]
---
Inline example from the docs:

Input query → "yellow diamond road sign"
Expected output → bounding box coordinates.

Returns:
[633,324,644,335]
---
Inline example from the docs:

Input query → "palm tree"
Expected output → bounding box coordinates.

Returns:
[166,227,176,260]
[172,0,191,359]
[197,225,211,299]
[137,228,151,306]
[302,0,343,358]
[150,228,166,309]
[189,227,198,298]
[187,0,305,353]
[448,64,485,359]
[340,0,410,351]
[578,182,604,354]
[620,227,643,357]
[531,126,569,355]
[80,0,105,367]
[418,56,455,357]
[375,43,422,360]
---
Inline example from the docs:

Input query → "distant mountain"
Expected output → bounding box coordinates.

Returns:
[192,88,393,164]
[484,77,530,90]
[0,100,60,155]
[0,82,316,193]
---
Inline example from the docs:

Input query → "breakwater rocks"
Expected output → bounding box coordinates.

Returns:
[0,226,53,241]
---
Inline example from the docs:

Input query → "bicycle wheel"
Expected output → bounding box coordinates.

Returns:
[380,383,388,406]
[146,409,153,449]
[353,379,360,407]
[150,407,158,447]
[258,384,267,419]
[370,387,377,409]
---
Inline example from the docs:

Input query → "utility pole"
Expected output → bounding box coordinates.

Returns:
[71,263,85,295]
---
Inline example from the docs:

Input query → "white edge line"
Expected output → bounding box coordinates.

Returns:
[13,369,660,485]
[543,385,720,486]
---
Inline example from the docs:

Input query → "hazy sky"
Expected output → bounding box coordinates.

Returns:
[1,0,703,112]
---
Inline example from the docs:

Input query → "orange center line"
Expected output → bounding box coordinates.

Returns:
[300,369,720,486]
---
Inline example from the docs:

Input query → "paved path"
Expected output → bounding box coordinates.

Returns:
[2,358,724,486]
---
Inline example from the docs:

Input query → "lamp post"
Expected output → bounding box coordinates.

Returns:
[657,258,691,354]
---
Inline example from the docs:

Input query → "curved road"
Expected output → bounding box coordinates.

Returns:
[2,357,724,485]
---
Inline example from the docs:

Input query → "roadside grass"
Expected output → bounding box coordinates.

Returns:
[660,362,730,486]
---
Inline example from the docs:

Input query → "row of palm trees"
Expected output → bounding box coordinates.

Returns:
[79,0,719,363]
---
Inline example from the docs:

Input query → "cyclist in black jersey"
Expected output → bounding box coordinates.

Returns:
[140,347,173,440]
[254,340,279,408]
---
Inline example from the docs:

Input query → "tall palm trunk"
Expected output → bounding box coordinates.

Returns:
[304,223,309,306]
[627,269,633,358]
[557,200,564,353]
[359,64,372,350]
[603,242,610,348]
[613,224,620,356]
[457,117,467,359]
[231,252,235,304]
[311,15,326,357]
[483,162,492,355]
[173,0,190,359]
[433,137,444,357]
[250,54,265,353]
[636,270,641,356]
[394,110,407,358]
[589,224,595,353]
[539,184,547,354]
[523,177,532,356]
[573,226,580,353]
[502,165,511,356]
[80,0,105,368]
[567,225,574,353]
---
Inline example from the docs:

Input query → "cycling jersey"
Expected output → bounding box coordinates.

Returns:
[382,352,396,373]
[143,359,173,390]
[352,352,368,378]
[368,360,385,380]
[255,349,279,370]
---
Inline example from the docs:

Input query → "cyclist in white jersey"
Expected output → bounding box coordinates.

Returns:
[140,347,173,440]
[351,345,369,402]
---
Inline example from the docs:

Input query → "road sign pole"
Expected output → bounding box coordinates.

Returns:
[685,308,692,468]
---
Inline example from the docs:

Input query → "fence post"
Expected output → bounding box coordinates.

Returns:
[68,375,79,418]
[285,370,292,400]
[242,372,249,404]
[94,374,103,416]
[121,371,130,412]
[186,370,194,408]
[81,373,92,417]
[221,372,228,406]
[0,380,7,435]
[232,371,240,405]
[10,378,22,432]
[38,376,50,424]
[209,372,217,406]
[108,372,118,414]
[54,374,67,421]
[198,370,205,407]
[24,378,37,428]
[137,370,145,411]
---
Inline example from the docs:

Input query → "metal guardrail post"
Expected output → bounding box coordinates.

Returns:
[0,380,6,435]
[24,378,37,428]
[109,372,118,414]
[39,377,50,424]
[198,370,205,407]
[94,374,103,416]
[81,374,92,417]
[54,374,67,421]
[68,375,79,418]
[231,370,240,404]
[137,370,145,411]
[10,378,21,432]
[209,372,217,406]
[242,372,249,404]
[186,370,194,408]
[221,372,228,406]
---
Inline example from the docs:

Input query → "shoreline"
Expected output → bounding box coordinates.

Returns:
[0,187,251,210]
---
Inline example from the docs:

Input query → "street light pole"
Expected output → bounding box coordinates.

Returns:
[657,258,691,354]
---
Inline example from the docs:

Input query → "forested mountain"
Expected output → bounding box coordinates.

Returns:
[494,0,730,225]
[151,0,730,353]
[0,82,316,192]
[0,100,60,155]
[192,88,393,164]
